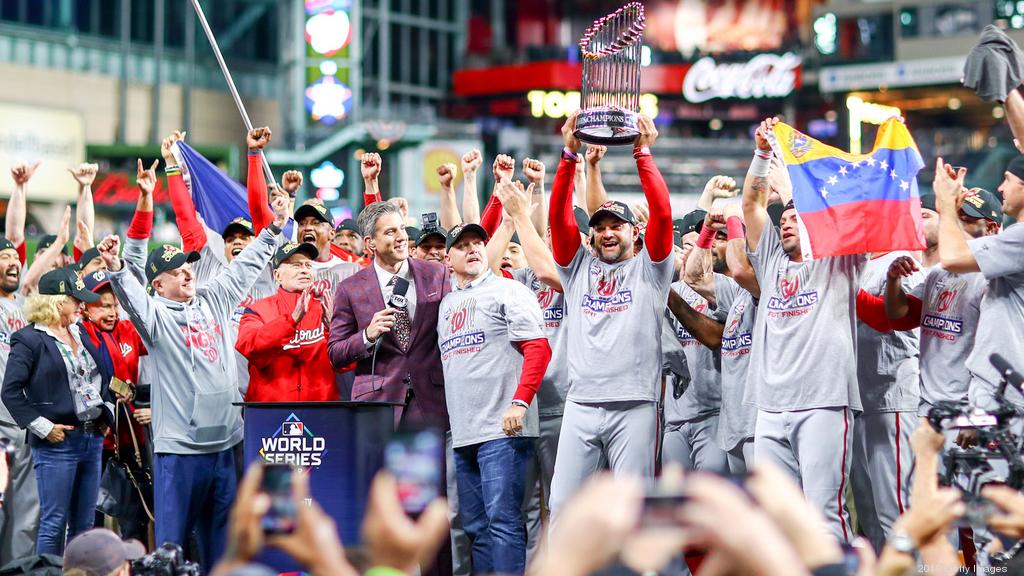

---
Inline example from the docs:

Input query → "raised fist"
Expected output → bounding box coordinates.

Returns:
[361,153,382,180]
[160,130,186,164]
[585,145,607,166]
[282,170,303,194]
[136,158,160,196]
[755,117,779,152]
[247,127,273,150]
[493,155,515,182]
[633,115,658,149]
[703,175,737,200]
[461,149,482,174]
[437,163,456,189]
[523,158,546,185]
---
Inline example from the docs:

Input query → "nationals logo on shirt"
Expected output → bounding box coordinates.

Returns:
[179,319,224,363]
[582,267,632,314]
[767,273,818,317]
[441,297,484,357]
[283,325,326,350]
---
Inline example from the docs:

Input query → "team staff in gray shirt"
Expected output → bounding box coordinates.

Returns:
[439,222,551,575]
[96,195,288,573]
[933,156,1024,413]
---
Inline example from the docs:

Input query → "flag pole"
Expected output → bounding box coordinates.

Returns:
[187,0,280,193]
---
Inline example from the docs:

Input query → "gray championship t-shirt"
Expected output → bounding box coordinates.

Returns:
[664,281,722,426]
[856,252,922,414]
[910,267,987,415]
[439,272,546,448]
[558,245,675,404]
[0,294,26,425]
[513,268,568,417]
[715,276,758,451]
[745,223,865,412]
[967,223,1024,410]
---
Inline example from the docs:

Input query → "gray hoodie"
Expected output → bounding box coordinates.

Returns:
[109,227,282,455]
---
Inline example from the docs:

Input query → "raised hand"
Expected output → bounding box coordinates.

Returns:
[160,130,186,165]
[704,175,737,199]
[933,157,966,211]
[361,472,448,574]
[436,163,456,189]
[361,153,382,181]
[136,158,160,196]
[11,161,40,186]
[522,158,546,185]
[461,149,482,175]
[56,207,72,246]
[270,195,289,228]
[887,255,919,280]
[318,287,334,331]
[495,179,530,219]
[96,234,122,271]
[387,197,409,220]
[246,127,273,151]
[767,156,792,200]
[493,154,515,182]
[634,114,659,148]
[632,202,650,225]
[755,117,780,152]
[561,110,582,154]
[705,208,726,231]
[74,220,94,253]
[293,286,313,323]
[585,144,607,166]
[68,163,99,187]
[282,170,303,195]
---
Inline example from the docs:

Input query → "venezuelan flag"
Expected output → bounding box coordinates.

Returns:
[772,119,926,259]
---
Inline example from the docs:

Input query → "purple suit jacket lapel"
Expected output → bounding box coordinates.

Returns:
[362,264,387,316]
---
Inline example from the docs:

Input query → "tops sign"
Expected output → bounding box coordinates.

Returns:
[682,52,801,103]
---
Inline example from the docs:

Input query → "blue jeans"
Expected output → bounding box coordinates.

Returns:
[453,437,534,575]
[154,448,237,574]
[32,432,104,555]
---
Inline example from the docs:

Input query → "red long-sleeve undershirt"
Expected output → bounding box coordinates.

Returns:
[511,338,552,405]
[479,194,503,237]
[855,289,923,332]
[16,242,24,266]
[247,152,274,235]
[167,172,207,253]
[635,151,673,263]
[550,157,580,267]
[127,209,153,240]
[364,187,382,207]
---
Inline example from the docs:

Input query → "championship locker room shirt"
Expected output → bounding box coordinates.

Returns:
[745,222,865,412]
[438,271,546,448]
[967,222,1024,410]
[910,267,986,414]
[664,280,722,426]
[557,244,675,403]
[0,294,26,424]
[715,275,758,452]
[513,268,569,417]
[856,252,922,414]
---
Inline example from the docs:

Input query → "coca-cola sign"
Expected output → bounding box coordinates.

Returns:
[682,52,801,103]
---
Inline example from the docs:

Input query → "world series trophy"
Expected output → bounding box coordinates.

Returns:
[574,2,646,145]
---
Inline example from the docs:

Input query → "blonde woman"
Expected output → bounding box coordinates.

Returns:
[1,266,114,555]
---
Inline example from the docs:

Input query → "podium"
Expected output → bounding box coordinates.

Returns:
[238,401,400,570]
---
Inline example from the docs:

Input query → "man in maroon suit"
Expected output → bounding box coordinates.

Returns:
[329,201,461,576]
[329,201,450,428]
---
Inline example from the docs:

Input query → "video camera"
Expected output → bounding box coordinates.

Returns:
[130,543,199,576]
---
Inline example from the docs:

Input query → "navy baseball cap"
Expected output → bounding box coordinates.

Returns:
[0,238,15,254]
[335,218,359,234]
[574,206,591,232]
[273,241,319,268]
[919,193,937,213]
[38,266,100,303]
[405,226,422,245]
[222,217,255,238]
[35,234,68,256]
[64,529,145,576]
[960,188,1003,222]
[295,202,332,225]
[589,200,635,227]
[767,202,786,227]
[82,269,111,293]
[678,209,707,235]
[145,245,201,283]
[417,225,447,247]
[446,223,489,252]
[76,247,102,271]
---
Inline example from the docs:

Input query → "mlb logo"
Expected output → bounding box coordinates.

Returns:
[282,422,304,436]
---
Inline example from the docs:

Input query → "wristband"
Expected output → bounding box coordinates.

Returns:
[266,223,283,236]
[748,151,771,178]
[164,165,181,176]
[633,145,652,159]
[695,224,716,249]
[726,216,744,240]
[562,147,580,162]
[511,399,529,409]
[247,150,262,156]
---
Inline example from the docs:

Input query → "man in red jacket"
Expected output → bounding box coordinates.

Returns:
[236,242,339,402]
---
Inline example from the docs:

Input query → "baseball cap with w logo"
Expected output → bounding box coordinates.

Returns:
[145,245,201,283]
[588,200,636,227]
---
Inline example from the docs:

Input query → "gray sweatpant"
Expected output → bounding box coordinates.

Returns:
[0,423,38,563]
[661,413,729,474]
[754,407,854,543]
[523,414,562,562]
[850,411,917,552]
[726,438,755,475]
[549,400,657,523]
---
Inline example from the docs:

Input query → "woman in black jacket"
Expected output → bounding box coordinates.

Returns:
[1,267,113,555]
